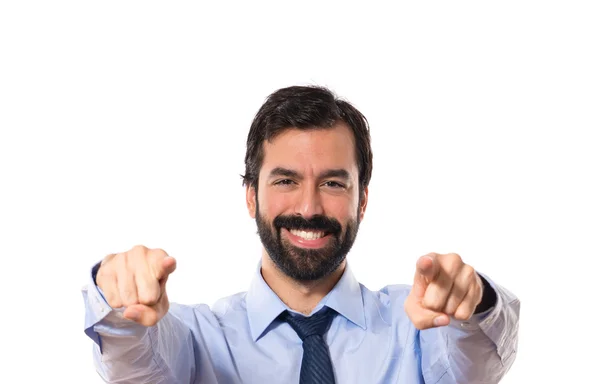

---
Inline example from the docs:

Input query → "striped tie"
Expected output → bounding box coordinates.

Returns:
[280,307,337,384]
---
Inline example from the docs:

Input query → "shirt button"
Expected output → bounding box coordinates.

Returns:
[460,322,469,327]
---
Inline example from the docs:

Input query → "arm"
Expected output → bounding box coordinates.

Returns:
[404,253,520,383]
[420,274,520,383]
[83,262,196,383]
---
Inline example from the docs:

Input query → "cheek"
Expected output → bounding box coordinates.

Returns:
[259,188,291,217]
[322,196,357,222]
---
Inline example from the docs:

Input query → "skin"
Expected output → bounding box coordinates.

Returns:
[96,122,484,329]
[245,124,367,315]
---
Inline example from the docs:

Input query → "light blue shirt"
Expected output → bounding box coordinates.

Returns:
[82,261,520,383]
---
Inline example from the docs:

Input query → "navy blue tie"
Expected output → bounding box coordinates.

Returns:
[280,307,337,384]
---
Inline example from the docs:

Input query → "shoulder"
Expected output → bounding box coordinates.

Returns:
[364,283,413,306]
[357,282,419,341]
[211,291,248,319]
[358,282,414,324]
[164,291,247,328]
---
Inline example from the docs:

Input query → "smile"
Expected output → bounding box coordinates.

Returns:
[288,229,326,240]
[282,228,332,249]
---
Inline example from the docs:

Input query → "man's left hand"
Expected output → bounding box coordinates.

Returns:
[404,252,484,330]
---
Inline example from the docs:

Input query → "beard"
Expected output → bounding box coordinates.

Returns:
[255,201,361,281]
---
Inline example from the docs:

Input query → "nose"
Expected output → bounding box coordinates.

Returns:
[294,184,324,218]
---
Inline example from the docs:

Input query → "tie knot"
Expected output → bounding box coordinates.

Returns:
[281,307,337,341]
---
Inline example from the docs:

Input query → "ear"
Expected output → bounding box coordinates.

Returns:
[246,184,257,218]
[359,186,368,221]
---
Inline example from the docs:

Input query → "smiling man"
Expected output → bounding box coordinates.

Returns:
[82,85,520,383]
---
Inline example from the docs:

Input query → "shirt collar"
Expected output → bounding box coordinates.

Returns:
[245,260,366,342]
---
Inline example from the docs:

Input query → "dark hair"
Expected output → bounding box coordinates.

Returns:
[242,85,373,195]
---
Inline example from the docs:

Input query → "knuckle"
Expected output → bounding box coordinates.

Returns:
[138,291,160,305]
[444,301,458,316]
[424,299,443,312]
[450,253,463,265]
[421,295,432,307]
[443,257,464,277]
[110,252,128,267]
[463,265,475,278]
[442,253,460,268]
[151,248,169,258]
[101,253,117,266]
[130,244,149,255]
[120,296,136,307]
[423,291,443,311]
[107,297,122,309]
[448,263,462,277]
[96,266,111,283]
[99,253,119,273]
[454,309,471,321]
[121,287,135,299]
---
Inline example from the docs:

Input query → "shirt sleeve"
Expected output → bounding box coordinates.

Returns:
[419,273,520,383]
[82,262,197,384]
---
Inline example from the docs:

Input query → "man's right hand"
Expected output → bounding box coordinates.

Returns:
[96,245,177,327]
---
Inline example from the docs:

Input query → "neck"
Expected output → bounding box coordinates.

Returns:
[260,250,346,315]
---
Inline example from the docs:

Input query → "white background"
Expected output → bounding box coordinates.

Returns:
[1,1,598,383]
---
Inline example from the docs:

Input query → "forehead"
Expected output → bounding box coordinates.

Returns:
[261,123,358,175]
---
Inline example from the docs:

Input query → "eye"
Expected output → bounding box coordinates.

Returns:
[322,181,345,189]
[274,179,295,186]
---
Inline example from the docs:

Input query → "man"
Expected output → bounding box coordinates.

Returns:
[82,85,520,383]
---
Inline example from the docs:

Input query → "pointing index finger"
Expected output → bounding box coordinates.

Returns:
[412,253,439,299]
[417,253,439,282]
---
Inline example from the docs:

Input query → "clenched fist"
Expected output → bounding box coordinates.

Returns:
[404,252,484,330]
[96,245,177,327]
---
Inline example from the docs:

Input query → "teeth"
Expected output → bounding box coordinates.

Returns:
[290,229,325,240]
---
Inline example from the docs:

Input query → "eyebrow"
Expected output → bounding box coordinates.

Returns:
[268,167,351,182]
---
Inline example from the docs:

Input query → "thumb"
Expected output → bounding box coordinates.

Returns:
[404,290,450,330]
[123,292,170,327]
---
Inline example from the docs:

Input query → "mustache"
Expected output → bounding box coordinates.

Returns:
[273,214,342,235]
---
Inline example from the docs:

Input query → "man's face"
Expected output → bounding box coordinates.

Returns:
[246,123,368,281]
